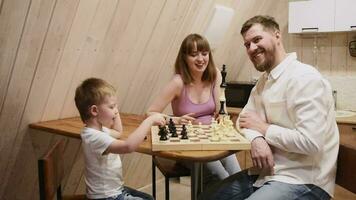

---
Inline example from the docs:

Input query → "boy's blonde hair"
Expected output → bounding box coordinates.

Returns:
[75,78,116,122]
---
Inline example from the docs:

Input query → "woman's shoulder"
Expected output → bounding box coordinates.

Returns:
[168,74,184,96]
[171,74,184,88]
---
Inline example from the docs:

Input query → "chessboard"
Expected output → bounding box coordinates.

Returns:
[151,118,251,151]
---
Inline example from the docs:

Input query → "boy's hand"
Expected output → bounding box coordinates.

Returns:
[147,113,166,126]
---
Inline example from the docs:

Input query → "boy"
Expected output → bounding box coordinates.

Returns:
[75,77,165,200]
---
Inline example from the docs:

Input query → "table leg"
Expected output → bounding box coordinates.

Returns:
[152,156,156,198]
[191,162,202,200]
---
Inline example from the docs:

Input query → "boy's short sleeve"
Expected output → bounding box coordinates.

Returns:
[81,127,115,156]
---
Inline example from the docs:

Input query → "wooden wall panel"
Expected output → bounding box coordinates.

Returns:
[42,0,100,120]
[0,0,81,198]
[122,0,192,113]
[0,0,31,112]
[61,0,119,118]
[1,0,355,199]
[0,0,57,197]
[111,0,165,111]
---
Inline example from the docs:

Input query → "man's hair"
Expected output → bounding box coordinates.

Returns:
[240,15,280,35]
[174,33,216,84]
[74,78,116,122]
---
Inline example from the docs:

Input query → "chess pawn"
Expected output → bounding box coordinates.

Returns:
[171,128,178,137]
[196,122,204,135]
[198,122,203,128]
[159,126,168,141]
[187,120,193,132]
[226,126,236,137]
[211,117,217,128]
[158,125,164,136]
[224,116,233,127]
[181,125,188,139]
[168,118,176,132]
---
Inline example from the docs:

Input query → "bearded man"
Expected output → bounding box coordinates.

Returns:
[199,15,339,200]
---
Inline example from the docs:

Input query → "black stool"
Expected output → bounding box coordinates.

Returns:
[152,156,190,200]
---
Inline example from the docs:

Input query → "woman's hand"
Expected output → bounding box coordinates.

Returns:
[178,113,196,124]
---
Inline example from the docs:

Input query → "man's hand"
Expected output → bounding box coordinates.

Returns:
[251,137,274,174]
[239,111,269,136]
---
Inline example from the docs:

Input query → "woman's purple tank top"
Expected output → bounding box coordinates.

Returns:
[171,79,216,125]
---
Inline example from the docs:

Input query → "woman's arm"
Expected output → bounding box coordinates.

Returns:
[147,75,183,116]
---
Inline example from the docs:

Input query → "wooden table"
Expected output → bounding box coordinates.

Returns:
[29,113,242,200]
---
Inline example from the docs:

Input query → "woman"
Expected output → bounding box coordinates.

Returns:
[147,33,240,180]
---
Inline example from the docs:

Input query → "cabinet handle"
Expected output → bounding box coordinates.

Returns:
[302,27,319,32]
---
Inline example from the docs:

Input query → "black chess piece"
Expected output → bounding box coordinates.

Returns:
[219,101,226,115]
[220,64,227,88]
[180,124,188,140]
[168,118,175,128]
[168,118,177,134]
[159,126,168,141]
[158,125,164,136]
[171,129,178,137]
[219,64,227,116]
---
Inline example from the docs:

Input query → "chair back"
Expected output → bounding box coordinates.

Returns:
[38,139,65,200]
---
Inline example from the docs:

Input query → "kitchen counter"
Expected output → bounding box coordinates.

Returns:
[335,114,356,125]
[227,107,356,125]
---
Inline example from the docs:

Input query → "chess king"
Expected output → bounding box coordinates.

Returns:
[219,64,228,117]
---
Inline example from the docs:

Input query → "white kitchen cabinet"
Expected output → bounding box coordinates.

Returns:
[289,0,335,33]
[335,0,356,32]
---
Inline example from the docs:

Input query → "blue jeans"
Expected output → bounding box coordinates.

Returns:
[93,186,154,200]
[198,169,331,200]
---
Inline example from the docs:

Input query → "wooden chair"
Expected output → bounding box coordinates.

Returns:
[335,144,356,194]
[152,156,190,200]
[38,139,86,200]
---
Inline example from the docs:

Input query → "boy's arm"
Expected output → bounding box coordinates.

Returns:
[110,113,123,138]
[106,114,165,154]
[109,129,121,139]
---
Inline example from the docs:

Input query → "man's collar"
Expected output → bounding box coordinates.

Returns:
[267,52,297,80]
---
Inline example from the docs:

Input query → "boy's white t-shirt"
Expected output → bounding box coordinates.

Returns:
[81,126,124,199]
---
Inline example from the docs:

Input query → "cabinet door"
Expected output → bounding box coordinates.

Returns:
[288,0,335,33]
[335,0,356,32]
[337,123,356,148]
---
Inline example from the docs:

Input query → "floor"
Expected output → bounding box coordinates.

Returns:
[139,178,190,200]
[139,177,356,200]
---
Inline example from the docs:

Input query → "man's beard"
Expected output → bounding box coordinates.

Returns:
[252,47,275,72]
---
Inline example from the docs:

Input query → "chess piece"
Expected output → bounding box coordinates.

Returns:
[168,118,178,137]
[219,65,228,116]
[168,118,176,131]
[159,126,168,141]
[171,129,178,137]
[220,64,227,88]
[181,125,188,139]
[187,120,193,132]
[196,122,204,135]
[158,125,164,136]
